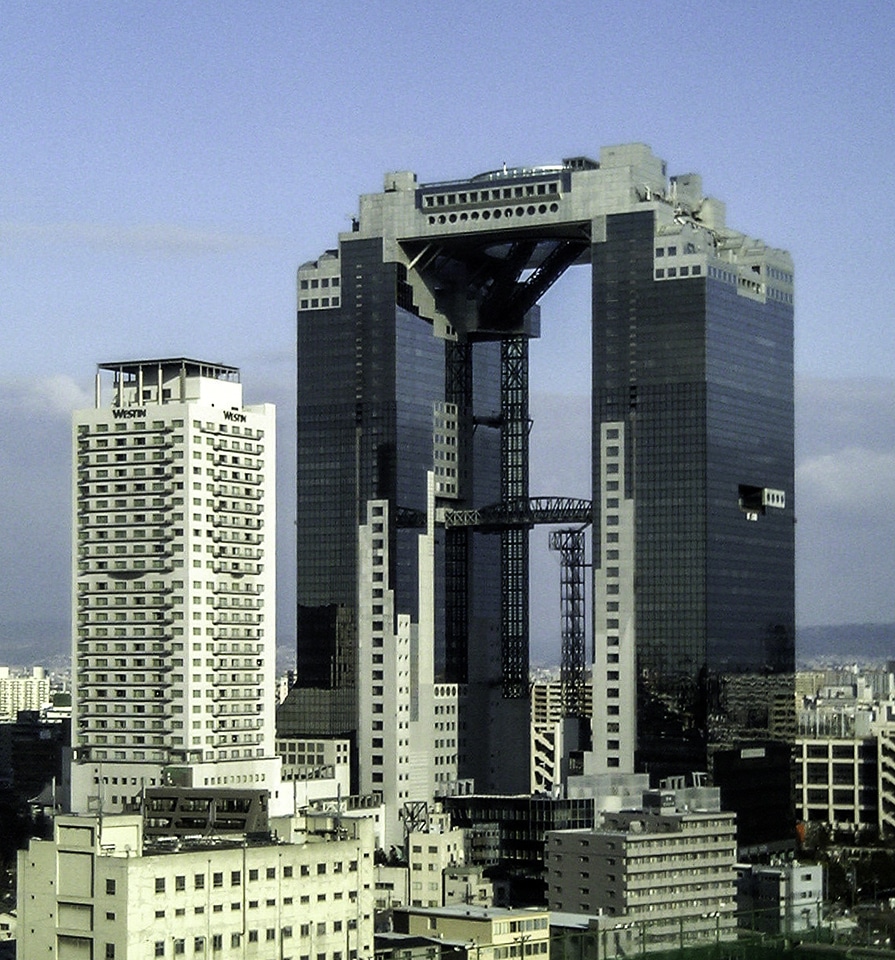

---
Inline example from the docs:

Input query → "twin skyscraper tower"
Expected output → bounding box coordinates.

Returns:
[282,143,795,846]
[71,144,795,850]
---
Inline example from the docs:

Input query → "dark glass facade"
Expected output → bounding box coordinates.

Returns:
[442,793,595,906]
[593,210,795,847]
[287,236,508,787]
[289,239,443,741]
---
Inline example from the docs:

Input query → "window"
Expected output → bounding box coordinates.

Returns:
[212,935,222,951]
[105,946,116,960]
[174,941,185,956]
[283,866,293,878]
[195,874,205,889]
[106,878,117,895]
[155,943,165,958]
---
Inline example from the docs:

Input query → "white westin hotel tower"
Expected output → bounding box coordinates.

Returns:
[71,359,284,813]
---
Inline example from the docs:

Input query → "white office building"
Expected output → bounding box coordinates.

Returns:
[736,862,824,934]
[546,790,738,948]
[18,812,375,960]
[356,485,459,849]
[0,665,51,720]
[71,359,285,814]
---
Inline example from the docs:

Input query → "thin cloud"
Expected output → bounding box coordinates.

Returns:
[795,377,895,523]
[0,220,271,255]
[797,447,895,519]
[0,374,91,417]
[796,377,895,455]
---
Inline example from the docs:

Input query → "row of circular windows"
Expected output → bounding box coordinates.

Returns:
[427,202,561,226]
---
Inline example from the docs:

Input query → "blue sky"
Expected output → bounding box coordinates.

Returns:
[2,0,894,662]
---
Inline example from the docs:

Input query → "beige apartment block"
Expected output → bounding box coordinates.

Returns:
[18,812,375,960]
[71,359,285,815]
[546,793,737,950]
[0,665,51,720]
[393,904,550,960]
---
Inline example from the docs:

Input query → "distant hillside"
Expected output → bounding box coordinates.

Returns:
[798,623,895,665]
[0,618,68,667]
[2,617,893,671]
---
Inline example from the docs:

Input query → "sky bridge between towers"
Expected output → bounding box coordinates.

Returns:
[441,496,592,531]
[330,148,680,707]
[295,143,795,808]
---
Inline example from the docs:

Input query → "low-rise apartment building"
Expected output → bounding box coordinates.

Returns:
[393,904,550,960]
[18,812,375,960]
[545,791,737,949]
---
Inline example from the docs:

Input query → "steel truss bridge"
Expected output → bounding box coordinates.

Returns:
[442,496,592,530]
[400,496,591,712]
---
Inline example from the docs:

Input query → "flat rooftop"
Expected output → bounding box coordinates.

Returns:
[97,358,240,381]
